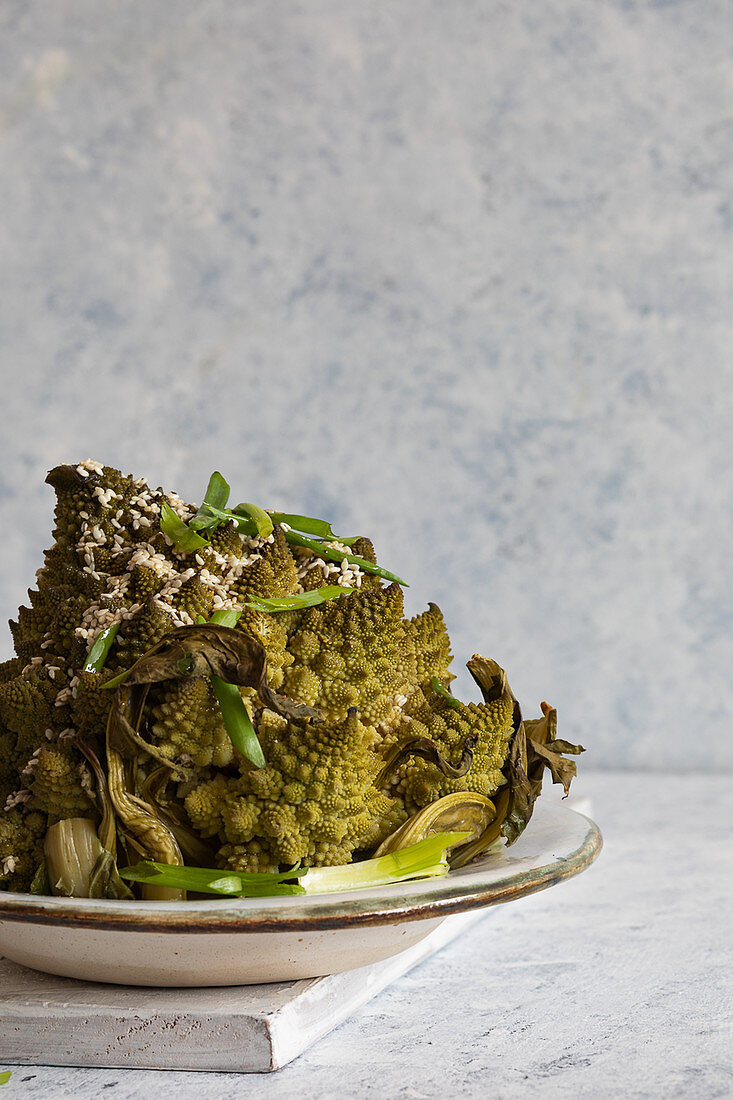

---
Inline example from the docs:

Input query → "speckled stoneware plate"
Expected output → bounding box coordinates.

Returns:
[0,802,601,987]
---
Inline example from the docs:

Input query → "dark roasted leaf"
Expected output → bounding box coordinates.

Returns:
[376,734,477,787]
[502,701,584,846]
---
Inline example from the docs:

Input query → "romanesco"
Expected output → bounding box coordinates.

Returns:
[0,460,574,897]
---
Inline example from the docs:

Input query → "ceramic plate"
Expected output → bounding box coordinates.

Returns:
[0,802,601,986]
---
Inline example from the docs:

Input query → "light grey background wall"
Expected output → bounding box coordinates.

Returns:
[0,2,730,770]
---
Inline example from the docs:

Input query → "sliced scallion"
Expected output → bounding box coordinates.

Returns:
[244,586,353,613]
[211,675,265,769]
[205,607,264,768]
[430,676,463,711]
[118,832,469,898]
[283,531,408,586]
[189,471,231,531]
[119,862,304,896]
[83,623,120,673]
[268,512,360,545]
[160,501,210,551]
[209,609,242,629]
[233,502,274,538]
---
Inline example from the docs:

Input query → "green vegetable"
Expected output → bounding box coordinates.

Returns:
[83,623,120,673]
[430,676,463,711]
[0,1071,11,1085]
[211,676,266,769]
[244,586,353,613]
[233,502,274,538]
[268,511,360,545]
[207,609,266,768]
[0,460,582,896]
[208,609,241,629]
[120,831,469,897]
[44,817,106,898]
[160,501,209,551]
[283,530,408,586]
[189,471,231,531]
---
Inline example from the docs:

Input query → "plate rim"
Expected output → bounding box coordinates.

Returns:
[0,803,602,934]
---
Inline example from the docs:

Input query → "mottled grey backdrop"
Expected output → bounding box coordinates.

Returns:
[0,2,730,770]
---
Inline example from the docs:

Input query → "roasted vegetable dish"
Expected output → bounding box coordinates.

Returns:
[0,461,583,899]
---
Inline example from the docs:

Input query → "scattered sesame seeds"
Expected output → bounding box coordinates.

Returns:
[3,789,32,812]
[2,856,17,875]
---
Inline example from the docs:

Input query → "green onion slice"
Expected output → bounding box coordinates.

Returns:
[83,623,120,673]
[118,832,469,898]
[268,512,360,545]
[430,677,463,711]
[119,862,304,897]
[189,471,231,531]
[211,676,265,769]
[205,607,264,768]
[244,586,353,613]
[160,501,210,551]
[208,609,241,628]
[233,503,275,538]
[0,1070,11,1085]
[284,531,408,587]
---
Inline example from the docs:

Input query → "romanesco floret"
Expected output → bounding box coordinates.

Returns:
[185,708,391,872]
[0,809,46,892]
[150,676,235,769]
[378,684,515,820]
[283,583,417,726]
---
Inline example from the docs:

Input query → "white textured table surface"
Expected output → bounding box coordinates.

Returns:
[1,771,731,1098]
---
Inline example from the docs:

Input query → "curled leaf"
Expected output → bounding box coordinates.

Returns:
[374,792,496,857]
[375,734,478,788]
[105,689,185,897]
[502,700,584,846]
[102,626,321,724]
[233,502,274,538]
[75,734,135,898]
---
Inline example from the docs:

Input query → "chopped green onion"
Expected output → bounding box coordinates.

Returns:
[120,862,304,896]
[244,586,353,613]
[209,609,242,629]
[430,677,463,711]
[119,832,469,898]
[233,502,275,538]
[83,623,120,673]
[283,531,408,587]
[203,471,231,511]
[211,676,265,769]
[160,501,210,551]
[193,502,259,536]
[268,512,360,545]
[0,1071,11,1085]
[189,472,232,531]
[204,608,264,768]
[299,832,467,893]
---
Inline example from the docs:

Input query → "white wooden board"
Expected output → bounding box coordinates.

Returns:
[0,911,482,1073]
